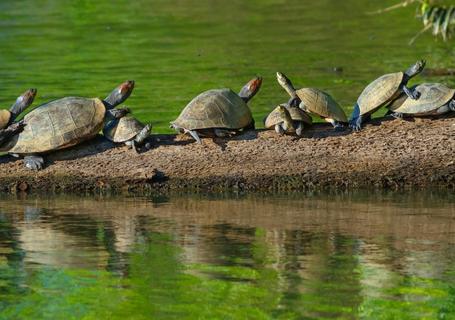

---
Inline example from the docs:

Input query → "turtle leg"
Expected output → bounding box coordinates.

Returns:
[214,129,232,138]
[295,122,304,136]
[390,112,404,119]
[24,155,45,171]
[185,129,202,144]
[275,124,285,135]
[325,118,344,131]
[449,99,455,112]
[349,103,363,131]
[401,84,420,100]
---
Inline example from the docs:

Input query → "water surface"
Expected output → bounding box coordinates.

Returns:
[0,192,454,319]
[0,0,453,132]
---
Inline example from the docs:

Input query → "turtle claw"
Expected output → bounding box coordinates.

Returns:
[391,112,404,120]
[24,155,44,171]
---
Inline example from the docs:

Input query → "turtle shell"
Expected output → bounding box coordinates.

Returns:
[3,97,106,154]
[357,72,404,115]
[171,89,253,130]
[388,83,455,115]
[104,116,145,143]
[0,109,11,130]
[264,105,312,128]
[296,88,347,122]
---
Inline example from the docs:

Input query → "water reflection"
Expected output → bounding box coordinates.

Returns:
[0,192,453,318]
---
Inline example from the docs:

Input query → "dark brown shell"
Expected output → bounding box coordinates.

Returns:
[296,88,347,122]
[3,97,105,154]
[357,72,404,115]
[388,83,455,115]
[0,109,11,130]
[171,89,253,130]
[104,116,145,143]
[264,105,312,128]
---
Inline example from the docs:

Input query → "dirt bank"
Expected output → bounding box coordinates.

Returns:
[0,115,453,193]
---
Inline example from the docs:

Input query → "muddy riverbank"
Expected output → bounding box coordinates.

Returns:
[0,115,453,194]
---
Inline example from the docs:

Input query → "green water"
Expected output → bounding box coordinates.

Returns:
[0,0,454,132]
[0,192,454,319]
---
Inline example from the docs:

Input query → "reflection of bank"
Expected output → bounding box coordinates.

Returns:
[0,193,453,283]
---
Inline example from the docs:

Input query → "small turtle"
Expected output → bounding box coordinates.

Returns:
[387,83,455,118]
[0,89,37,146]
[170,76,262,143]
[276,72,347,130]
[0,81,134,170]
[103,115,152,152]
[264,104,312,135]
[350,60,426,131]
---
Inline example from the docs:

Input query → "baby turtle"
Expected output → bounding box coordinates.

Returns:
[387,83,455,118]
[276,72,347,130]
[264,104,312,135]
[170,77,262,143]
[103,115,152,152]
[0,81,134,170]
[0,89,37,146]
[350,60,426,131]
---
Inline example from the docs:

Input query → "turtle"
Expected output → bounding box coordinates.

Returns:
[0,81,134,170]
[264,104,312,135]
[387,83,455,118]
[0,88,37,146]
[103,115,152,152]
[349,60,426,131]
[170,76,262,143]
[276,72,348,130]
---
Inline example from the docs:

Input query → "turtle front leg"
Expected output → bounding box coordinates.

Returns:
[401,84,420,100]
[275,124,285,135]
[295,122,304,136]
[24,155,45,171]
[449,99,455,112]
[325,118,344,131]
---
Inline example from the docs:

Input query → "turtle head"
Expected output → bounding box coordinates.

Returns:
[238,76,262,103]
[276,72,297,98]
[276,72,291,88]
[405,60,426,78]
[104,80,135,109]
[278,104,294,129]
[9,88,37,121]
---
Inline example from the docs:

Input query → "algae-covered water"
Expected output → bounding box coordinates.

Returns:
[0,0,454,132]
[0,192,454,319]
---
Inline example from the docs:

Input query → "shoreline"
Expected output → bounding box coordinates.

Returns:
[0,115,453,194]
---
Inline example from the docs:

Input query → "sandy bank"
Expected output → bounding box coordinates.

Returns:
[0,115,453,193]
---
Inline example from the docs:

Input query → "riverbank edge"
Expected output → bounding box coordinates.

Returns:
[0,116,453,194]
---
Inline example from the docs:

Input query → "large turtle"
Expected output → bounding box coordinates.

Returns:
[170,77,262,143]
[0,81,134,170]
[387,83,455,118]
[349,60,426,131]
[276,72,347,130]
[0,89,37,146]
[264,104,312,136]
[103,115,152,152]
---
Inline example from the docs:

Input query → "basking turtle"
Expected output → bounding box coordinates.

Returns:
[276,72,347,130]
[264,104,312,135]
[103,115,152,152]
[0,81,134,170]
[170,77,262,143]
[387,83,455,118]
[350,60,426,131]
[0,88,37,146]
